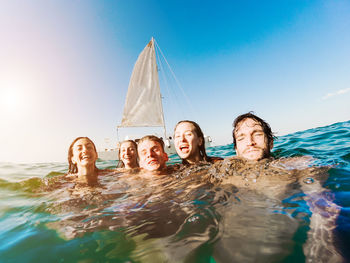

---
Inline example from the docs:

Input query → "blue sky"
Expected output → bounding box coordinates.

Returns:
[0,0,349,162]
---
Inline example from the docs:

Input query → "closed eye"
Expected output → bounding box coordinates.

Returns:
[253,132,264,137]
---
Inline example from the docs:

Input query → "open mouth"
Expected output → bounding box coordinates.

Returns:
[148,159,159,166]
[179,145,190,153]
[81,155,90,160]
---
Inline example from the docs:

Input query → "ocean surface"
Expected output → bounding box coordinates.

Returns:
[0,120,349,262]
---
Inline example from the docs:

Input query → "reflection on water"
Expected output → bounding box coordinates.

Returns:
[0,120,350,262]
[210,157,342,262]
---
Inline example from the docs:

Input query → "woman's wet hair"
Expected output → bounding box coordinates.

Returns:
[68,137,98,174]
[232,112,276,150]
[174,120,210,164]
[117,140,138,168]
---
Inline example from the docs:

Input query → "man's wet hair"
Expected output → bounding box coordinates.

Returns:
[232,112,276,149]
[137,135,165,151]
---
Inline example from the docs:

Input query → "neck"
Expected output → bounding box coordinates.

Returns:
[140,167,168,178]
[185,152,203,164]
[76,165,98,185]
[140,168,167,179]
[124,162,137,169]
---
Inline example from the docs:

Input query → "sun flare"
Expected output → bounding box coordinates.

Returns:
[0,84,24,115]
[1,88,19,108]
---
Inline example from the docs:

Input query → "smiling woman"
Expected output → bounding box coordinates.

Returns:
[118,140,139,169]
[174,120,223,165]
[67,137,101,186]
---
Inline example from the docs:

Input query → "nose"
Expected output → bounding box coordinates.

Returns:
[144,149,154,158]
[247,135,256,146]
[179,134,186,142]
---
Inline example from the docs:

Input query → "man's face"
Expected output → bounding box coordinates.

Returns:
[234,118,272,161]
[138,140,168,171]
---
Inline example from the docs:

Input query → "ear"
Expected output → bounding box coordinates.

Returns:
[269,141,274,150]
[199,137,204,147]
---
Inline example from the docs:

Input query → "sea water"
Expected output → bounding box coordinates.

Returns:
[0,120,349,262]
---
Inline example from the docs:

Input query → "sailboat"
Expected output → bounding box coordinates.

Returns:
[98,38,212,160]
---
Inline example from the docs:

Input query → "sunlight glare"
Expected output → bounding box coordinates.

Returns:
[0,81,24,114]
[1,89,19,110]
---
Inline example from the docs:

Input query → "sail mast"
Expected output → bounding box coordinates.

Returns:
[152,37,167,140]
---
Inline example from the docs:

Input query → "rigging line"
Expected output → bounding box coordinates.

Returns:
[155,43,186,121]
[154,39,199,121]
[154,39,197,119]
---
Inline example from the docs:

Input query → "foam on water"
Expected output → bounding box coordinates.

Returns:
[0,120,349,262]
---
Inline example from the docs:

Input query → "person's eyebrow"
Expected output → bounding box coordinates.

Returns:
[234,129,245,135]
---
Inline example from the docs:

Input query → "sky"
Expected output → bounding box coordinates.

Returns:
[0,0,349,163]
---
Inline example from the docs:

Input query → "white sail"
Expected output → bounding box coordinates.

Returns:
[97,38,213,160]
[119,38,165,127]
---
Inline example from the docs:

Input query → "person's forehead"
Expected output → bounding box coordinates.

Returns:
[235,118,263,133]
[176,122,196,132]
[121,142,134,148]
[74,139,92,147]
[138,140,161,150]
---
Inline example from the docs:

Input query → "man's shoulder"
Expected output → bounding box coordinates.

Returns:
[209,156,224,163]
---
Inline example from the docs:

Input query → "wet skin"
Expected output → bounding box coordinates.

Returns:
[120,141,138,169]
[174,122,203,164]
[234,118,272,161]
[138,140,168,172]
[71,138,98,170]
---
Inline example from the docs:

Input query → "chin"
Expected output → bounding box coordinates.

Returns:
[179,154,189,159]
[80,161,93,166]
[245,153,263,161]
[147,165,160,171]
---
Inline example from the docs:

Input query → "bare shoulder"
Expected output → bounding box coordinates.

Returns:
[209,156,224,164]
[270,156,315,170]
